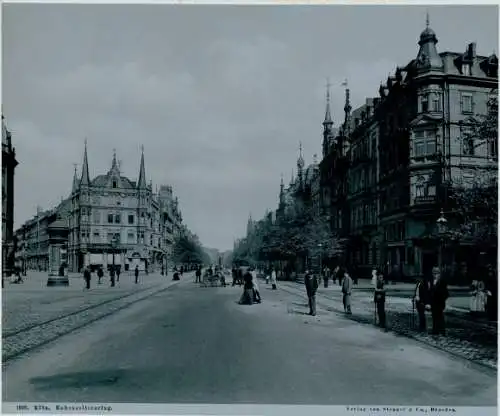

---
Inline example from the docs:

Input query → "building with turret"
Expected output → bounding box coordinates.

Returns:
[2,113,18,277]
[68,142,183,272]
[319,14,497,280]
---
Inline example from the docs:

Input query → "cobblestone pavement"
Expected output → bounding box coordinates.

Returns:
[2,276,192,362]
[2,272,191,335]
[278,281,497,371]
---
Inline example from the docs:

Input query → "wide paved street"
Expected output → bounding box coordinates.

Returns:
[3,277,497,406]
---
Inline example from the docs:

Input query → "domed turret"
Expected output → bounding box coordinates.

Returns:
[415,11,443,73]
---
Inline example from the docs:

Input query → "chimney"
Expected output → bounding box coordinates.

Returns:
[468,42,476,59]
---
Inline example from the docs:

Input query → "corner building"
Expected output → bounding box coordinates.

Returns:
[69,142,182,273]
[358,21,497,280]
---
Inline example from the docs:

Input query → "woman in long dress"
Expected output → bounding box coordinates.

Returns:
[270,267,277,290]
[251,268,262,303]
[470,279,486,316]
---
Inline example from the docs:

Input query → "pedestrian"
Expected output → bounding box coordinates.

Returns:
[196,266,202,283]
[265,267,270,285]
[239,269,254,305]
[374,270,386,328]
[135,265,139,284]
[323,266,330,288]
[116,267,121,283]
[485,265,498,322]
[270,266,277,290]
[251,267,262,303]
[97,267,103,284]
[110,266,115,287]
[180,265,184,276]
[371,268,377,288]
[237,267,243,286]
[341,269,353,314]
[470,278,487,317]
[430,266,449,335]
[414,273,432,332]
[84,266,91,290]
[304,269,319,316]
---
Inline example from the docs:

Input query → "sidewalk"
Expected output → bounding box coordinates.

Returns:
[280,280,497,370]
[2,271,193,335]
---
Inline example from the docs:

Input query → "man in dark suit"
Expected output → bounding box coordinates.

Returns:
[304,270,319,316]
[430,266,449,335]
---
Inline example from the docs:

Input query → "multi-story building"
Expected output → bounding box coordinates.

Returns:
[68,142,183,273]
[374,20,498,280]
[16,142,184,275]
[319,85,352,265]
[346,98,380,277]
[15,199,71,272]
[2,113,19,277]
[318,18,497,281]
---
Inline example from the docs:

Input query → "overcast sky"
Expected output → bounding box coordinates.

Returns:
[3,4,498,251]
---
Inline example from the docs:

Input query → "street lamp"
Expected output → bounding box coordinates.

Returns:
[318,243,323,275]
[436,209,448,274]
[110,235,118,287]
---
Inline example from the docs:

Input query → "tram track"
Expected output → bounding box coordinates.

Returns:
[2,281,181,363]
[3,284,161,338]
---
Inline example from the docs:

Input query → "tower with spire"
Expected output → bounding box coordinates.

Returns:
[72,164,79,195]
[323,78,334,157]
[297,142,305,189]
[246,213,254,236]
[136,145,149,248]
[80,139,90,188]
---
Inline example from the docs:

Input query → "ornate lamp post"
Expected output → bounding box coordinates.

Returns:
[436,209,448,274]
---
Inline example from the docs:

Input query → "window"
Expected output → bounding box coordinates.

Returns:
[416,176,425,197]
[128,214,134,225]
[93,231,100,241]
[463,137,475,155]
[107,233,114,243]
[461,93,473,113]
[127,232,135,242]
[427,185,436,196]
[107,213,113,224]
[115,214,121,224]
[415,141,425,157]
[93,211,100,224]
[421,94,429,113]
[113,233,121,244]
[462,64,471,76]
[432,93,441,112]
[488,138,497,158]
[425,131,436,155]
[112,181,117,188]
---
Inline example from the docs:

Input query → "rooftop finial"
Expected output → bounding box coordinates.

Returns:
[141,144,144,154]
[426,9,430,29]
[326,77,331,103]
[299,141,303,158]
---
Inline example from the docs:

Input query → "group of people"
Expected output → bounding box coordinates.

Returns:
[237,267,262,305]
[304,263,454,336]
[83,265,140,289]
[304,266,356,316]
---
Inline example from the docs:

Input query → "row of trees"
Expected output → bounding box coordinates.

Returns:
[171,231,210,266]
[447,91,498,252]
[232,205,346,275]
